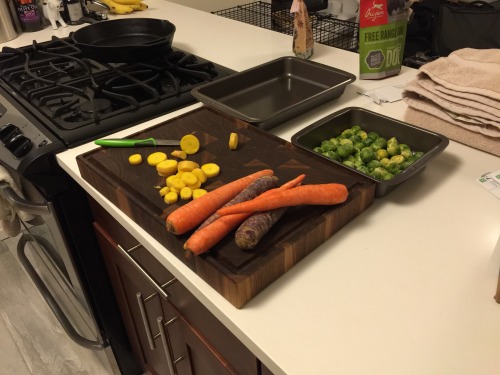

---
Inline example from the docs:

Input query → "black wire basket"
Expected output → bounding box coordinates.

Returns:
[213,1,359,52]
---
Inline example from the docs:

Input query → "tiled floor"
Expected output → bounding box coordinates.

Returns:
[0,236,113,375]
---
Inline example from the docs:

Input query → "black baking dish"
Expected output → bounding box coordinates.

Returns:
[191,57,356,130]
[291,107,449,196]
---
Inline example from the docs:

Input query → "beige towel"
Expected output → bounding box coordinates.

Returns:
[416,74,500,118]
[420,48,500,101]
[403,81,500,137]
[0,165,34,237]
[404,107,500,157]
[403,48,500,155]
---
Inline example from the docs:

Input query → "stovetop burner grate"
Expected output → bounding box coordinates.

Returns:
[0,36,233,147]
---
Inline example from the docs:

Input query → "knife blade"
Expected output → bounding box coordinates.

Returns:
[94,138,180,147]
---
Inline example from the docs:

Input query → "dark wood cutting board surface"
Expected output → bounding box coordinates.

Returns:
[77,107,376,308]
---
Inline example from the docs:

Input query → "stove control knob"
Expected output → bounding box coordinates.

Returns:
[4,134,33,158]
[0,123,21,145]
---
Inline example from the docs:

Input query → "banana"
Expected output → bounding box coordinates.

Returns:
[112,0,141,5]
[135,2,148,10]
[100,0,134,14]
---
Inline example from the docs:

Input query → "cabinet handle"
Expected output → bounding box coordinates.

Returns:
[136,292,156,350]
[157,316,184,375]
[117,244,176,300]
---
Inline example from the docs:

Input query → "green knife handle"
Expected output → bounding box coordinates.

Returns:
[95,138,156,147]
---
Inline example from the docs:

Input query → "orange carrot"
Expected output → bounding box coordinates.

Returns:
[166,169,273,235]
[184,174,306,255]
[184,213,249,255]
[216,183,348,216]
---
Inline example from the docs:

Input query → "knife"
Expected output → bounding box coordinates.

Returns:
[95,138,180,147]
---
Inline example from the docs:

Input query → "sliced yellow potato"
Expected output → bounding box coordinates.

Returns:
[180,134,200,154]
[128,154,143,165]
[147,152,167,166]
[159,186,170,196]
[180,187,193,200]
[156,159,178,176]
[228,132,238,150]
[201,163,220,178]
[177,160,200,172]
[187,179,202,190]
[167,176,186,191]
[169,186,180,194]
[191,168,207,184]
[171,150,187,160]
[180,172,197,186]
[192,188,208,199]
[164,191,178,204]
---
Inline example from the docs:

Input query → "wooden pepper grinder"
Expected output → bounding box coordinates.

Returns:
[291,0,314,59]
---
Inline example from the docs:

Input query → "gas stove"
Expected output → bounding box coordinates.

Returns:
[0,35,233,180]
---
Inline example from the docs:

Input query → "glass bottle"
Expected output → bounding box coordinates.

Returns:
[14,0,43,32]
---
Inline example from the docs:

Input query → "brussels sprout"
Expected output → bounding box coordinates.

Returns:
[400,160,412,170]
[313,125,424,183]
[363,137,374,147]
[351,125,362,134]
[357,130,368,140]
[373,137,388,149]
[399,144,412,159]
[390,155,405,164]
[329,138,340,148]
[349,135,361,144]
[320,140,336,152]
[373,166,388,176]
[380,157,391,168]
[339,138,353,146]
[354,159,365,169]
[322,151,340,161]
[337,144,354,158]
[341,129,354,138]
[369,170,383,179]
[367,159,381,171]
[360,147,376,164]
[381,172,394,180]
[356,165,369,174]
[354,141,365,151]
[387,143,401,157]
[344,154,356,163]
[376,149,389,160]
[387,136,398,146]
[343,160,355,168]
[385,161,400,174]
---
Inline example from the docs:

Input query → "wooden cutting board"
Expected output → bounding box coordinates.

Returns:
[77,107,376,308]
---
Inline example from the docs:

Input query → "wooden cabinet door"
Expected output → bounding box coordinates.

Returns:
[90,197,262,375]
[160,300,238,375]
[94,221,245,375]
[94,222,180,374]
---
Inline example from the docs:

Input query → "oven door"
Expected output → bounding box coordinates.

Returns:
[0,178,118,372]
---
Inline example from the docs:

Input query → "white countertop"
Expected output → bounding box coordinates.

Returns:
[5,2,500,374]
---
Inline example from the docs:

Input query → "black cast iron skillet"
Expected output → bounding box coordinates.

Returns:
[72,18,176,63]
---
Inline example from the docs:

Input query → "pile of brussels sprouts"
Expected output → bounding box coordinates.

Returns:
[313,125,424,180]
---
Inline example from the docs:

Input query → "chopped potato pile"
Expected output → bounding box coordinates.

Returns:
[127,134,219,204]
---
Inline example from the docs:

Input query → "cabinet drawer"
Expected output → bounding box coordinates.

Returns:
[89,198,260,375]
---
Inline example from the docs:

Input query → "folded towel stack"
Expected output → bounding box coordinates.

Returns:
[402,48,500,157]
[0,165,34,237]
